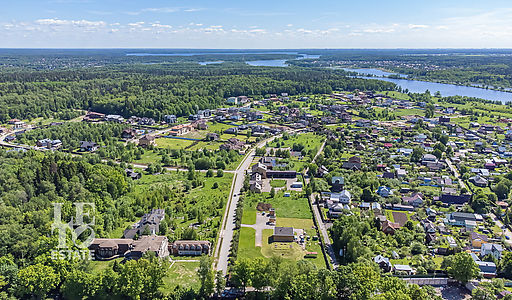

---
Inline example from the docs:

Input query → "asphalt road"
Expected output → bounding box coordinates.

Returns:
[214,133,285,275]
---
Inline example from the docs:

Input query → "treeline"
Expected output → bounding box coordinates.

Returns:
[0,64,396,122]
[229,258,442,300]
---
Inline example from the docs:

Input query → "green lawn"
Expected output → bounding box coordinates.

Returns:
[270,179,287,188]
[244,191,311,219]
[155,138,195,149]
[88,258,123,275]
[276,217,314,229]
[242,208,257,225]
[132,149,161,165]
[187,141,222,151]
[162,261,201,293]
[238,227,264,259]
[268,132,323,153]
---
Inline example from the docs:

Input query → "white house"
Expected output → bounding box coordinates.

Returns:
[481,243,503,260]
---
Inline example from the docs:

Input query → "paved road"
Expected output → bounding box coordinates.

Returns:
[214,133,284,275]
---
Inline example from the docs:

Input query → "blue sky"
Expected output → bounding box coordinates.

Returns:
[1,0,512,48]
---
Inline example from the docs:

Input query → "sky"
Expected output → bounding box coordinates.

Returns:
[1,0,512,48]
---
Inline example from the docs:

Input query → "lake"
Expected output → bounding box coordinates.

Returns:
[344,68,512,103]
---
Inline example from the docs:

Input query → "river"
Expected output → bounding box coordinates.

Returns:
[342,68,512,103]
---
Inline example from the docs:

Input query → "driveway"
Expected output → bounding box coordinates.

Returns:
[241,213,273,246]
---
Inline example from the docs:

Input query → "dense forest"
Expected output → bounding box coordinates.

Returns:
[0,64,395,122]
[0,149,234,298]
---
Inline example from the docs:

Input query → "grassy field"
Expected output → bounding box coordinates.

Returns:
[132,149,161,164]
[88,258,124,275]
[268,132,323,153]
[207,122,235,133]
[238,226,325,268]
[162,261,201,293]
[187,141,222,151]
[244,191,311,219]
[241,208,257,225]
[238,227,264,259]
[155,138,195,149]
[270,179,287,188]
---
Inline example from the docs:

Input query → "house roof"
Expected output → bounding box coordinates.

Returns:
[332,176,344,185]
[274,227,294,237]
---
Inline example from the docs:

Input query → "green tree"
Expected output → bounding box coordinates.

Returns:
[17,263,59,299]
[231,259,253,292]
[198,256,214,297]
[499,252,512,279]
[411,147,424,162]
[215,271,225,296]
[444,252,479,283]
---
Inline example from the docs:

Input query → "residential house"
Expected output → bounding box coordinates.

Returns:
[250,181,263,193]
[330,190,352,204]
[374,255,392,272]
[121,128,137,139]
[470,175,488,187]
[125,169,141,180]
[402,192,424,207]
[381,220,400,235]
[470,232,489,248]
[80,141,98,152]
[205,133,219,141]
[123,209,165,239]
[89,238,134,259]
[164,115,177,124]
[471,253,497,278]
[89,235,169,260]
[139,135,156,147]
[438,194,471,205]
[377,186,392,197]
[105,114,124,123]
[394,264,414,275]
[331,176,345,192]
[227,97,238,104]
[128,235,169,259]
[446,212,483,226]
[169,240,211,256]
[481,243,504,260]
[36,139,62,149]
[342,156,362,170]
[169,124,193,136]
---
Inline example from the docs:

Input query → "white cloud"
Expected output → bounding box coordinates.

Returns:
[408,24,429,29]
[35,18,106,27]
[152,23,172,29]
